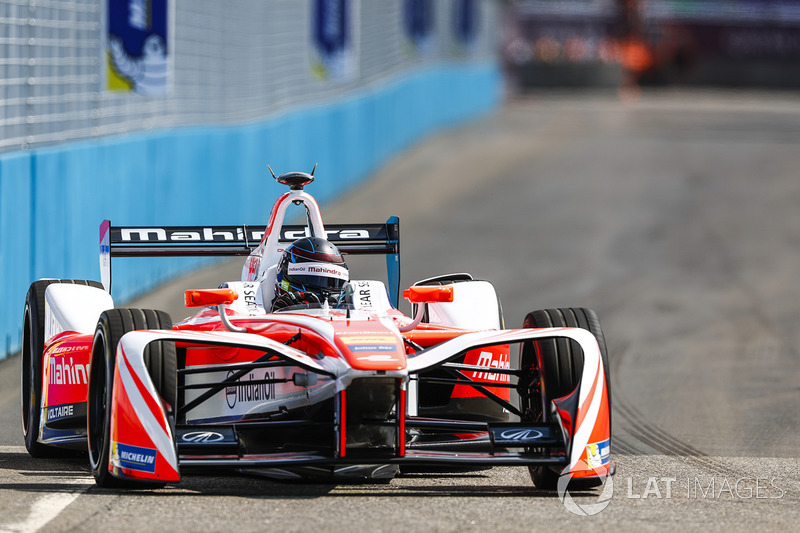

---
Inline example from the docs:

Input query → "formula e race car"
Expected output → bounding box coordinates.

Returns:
[21,168,612,489]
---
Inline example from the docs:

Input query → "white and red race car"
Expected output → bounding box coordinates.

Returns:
[21,169,612,489]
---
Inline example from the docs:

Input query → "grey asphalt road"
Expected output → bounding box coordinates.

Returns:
[2,90,800,532]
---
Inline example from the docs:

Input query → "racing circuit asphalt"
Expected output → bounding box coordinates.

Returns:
[1,90,799,532]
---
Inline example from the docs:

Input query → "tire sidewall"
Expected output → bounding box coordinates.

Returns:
[86,308,175,488]
[87,315,116,484]
[21,282,51,456]
[21,279,107,457]
[21,300,41,452]
[520,307,610,490]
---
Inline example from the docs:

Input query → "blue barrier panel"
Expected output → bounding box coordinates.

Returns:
[0,62,501,359]
[0,152,33,356]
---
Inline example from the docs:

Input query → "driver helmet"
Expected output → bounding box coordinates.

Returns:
[275,237,349,302]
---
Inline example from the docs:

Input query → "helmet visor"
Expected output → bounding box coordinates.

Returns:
[285,262,349,293]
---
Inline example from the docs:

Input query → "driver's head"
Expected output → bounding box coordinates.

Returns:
[275,237,349,301]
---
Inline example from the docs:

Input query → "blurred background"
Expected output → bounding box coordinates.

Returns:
[503,0,800,91]
[1,0,799,361]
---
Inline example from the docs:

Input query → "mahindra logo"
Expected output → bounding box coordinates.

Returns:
[118,227,264,243]
[500,429,544,441]
[181,431,226,443]
[281,228,370,241]
[473,351,511,383]
[115,225,378,244]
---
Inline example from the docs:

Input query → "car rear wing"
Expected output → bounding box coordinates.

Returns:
[99,217,401,305]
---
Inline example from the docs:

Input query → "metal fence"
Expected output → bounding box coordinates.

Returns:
[1,0,497,153]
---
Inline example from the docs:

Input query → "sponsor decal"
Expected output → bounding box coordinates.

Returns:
[586,438,611,468]
[100,220,111,290]
[454,348,512,400]
[48,357,89,386]
[282,228,370,241]
[180,431,225,443]
[287,263,348,280]
[46,403,77,422]
[118,226,264,243]
[244,256,260,280]
[349,344,397,353]
[225,371,275,410]
[490,426,548,445]
[339,335,399,353]
[45,311,64,341]
[356,354,397,361]
[472,351,511,383]
[500,428,543,441]
[177,427,238,446]
[354,280,378,309]
[115,226,378,245]
[338,335,396,344]
[112,442,157,473]
[241,282,261,314]
[336,331,394,337]
[50,344,81,355]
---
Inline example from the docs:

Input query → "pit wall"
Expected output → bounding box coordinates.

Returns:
[0,63,501,359]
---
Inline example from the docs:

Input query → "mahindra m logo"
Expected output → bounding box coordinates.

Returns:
[490,426,549,446]
[180,431,226,443]
[499,429,544,441]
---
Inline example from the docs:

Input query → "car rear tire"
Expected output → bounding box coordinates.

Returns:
[87,308,175,488]
[21,279,103,458]
[519,307,610,490]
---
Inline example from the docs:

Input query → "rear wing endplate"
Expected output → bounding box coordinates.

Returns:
[99,218,401,306]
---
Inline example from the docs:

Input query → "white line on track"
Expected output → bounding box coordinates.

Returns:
[0,446,26,453]
[0,489,91,533]
[0,446,94,533]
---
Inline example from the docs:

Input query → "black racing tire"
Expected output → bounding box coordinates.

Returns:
[519,307,610,490]
[87,308,175,488]
[21,279,103,458]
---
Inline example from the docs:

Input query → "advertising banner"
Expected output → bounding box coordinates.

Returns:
[105,0,170,95]
[310,0,358,81]
[403,0,436,56]
[453,0,478,46]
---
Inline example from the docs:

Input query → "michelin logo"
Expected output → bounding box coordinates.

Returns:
[112,442,157,473]
[586,438,611,468]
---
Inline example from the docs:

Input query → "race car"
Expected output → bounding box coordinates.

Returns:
[21,168,612,489]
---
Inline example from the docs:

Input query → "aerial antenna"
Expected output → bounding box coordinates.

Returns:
[270,165,315,190]
[310,163,317,176]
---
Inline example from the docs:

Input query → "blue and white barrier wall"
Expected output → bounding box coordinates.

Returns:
[0,63,501,360]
